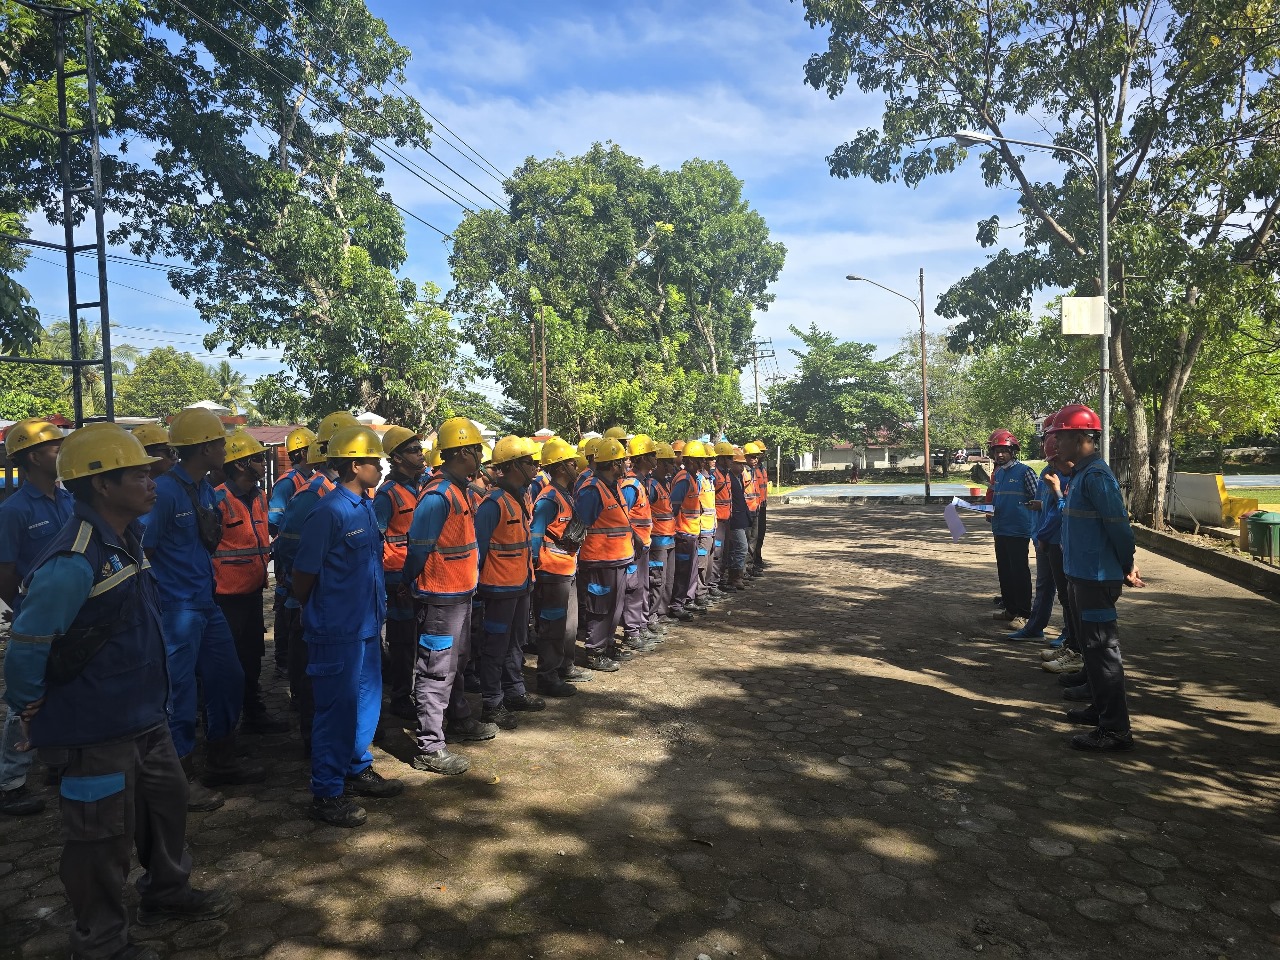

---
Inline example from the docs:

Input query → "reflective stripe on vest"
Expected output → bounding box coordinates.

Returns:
[621,474,652,547]
[649,475,675,536]
[698,473,716,532]
[416,477,479,597]
[713,470,732,521]
[378,478,422,572]
[673,469,701,537]
[755,465,768,502]
[479,488,534,590]
[213,485,270,595]
[536,484,577,577]
[581,477,634,564]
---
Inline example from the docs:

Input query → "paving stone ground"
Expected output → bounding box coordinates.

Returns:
[3,502,1280,960]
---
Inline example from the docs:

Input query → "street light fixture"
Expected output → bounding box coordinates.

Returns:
[846,270,931,497]
[949,129,1111,463]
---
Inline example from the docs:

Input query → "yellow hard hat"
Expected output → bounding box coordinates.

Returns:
[585,437,603,458]
[655,442,676,460]
[5,418,64,458]
[168,407,225,447]
[130,423,170,450]
[479,441,493,464]
[316,411,360,444]
[491,435,535,466]
[733,446,747,463]
[683,440,707,459]
[713,441,736,457]
[576,438,589,454]
[429,444,443,468]
[540,436,576,468]
[306,443,328,466]
[743,441,763,455]
[672,439,686,453]
[436,416,483,451]
[574,453,589,473]
[286,426,316,454]
[381,425,420,458]
[753,439,767,451]
[629,433,657,457]
[57,422,159,482]
[224,430,267,464]
[593,437,627,464]
[328,425,384,459]
[603,426,627,440]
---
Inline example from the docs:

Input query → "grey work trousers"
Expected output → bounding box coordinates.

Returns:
[647,542,674,624]
[707,519,729,590]
[622,544,650,637]
[532,574,578,684]
[695,529,715,600]
[1066,578,1130,733]
[412,599,474,754]
[40,725,192,960]
[671,534,700,611]
[581,563,627,655]
[476,592,531,709]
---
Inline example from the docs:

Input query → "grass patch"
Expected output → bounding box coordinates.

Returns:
[1225,486,1280,502]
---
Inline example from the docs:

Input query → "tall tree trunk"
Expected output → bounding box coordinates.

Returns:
[1111,324,1153,522]
[1148,323,1206,529]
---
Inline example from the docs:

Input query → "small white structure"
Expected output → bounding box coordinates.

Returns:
[355,410,387,426]
[184,400,231,414]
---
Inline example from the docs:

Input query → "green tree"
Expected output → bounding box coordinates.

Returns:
[770,323,910,447]
[0,356,71,421]
[894,333,990,475]
[115,346,219,418]
[209,360,252,415]
[250,373,306,426]
[44,319,139,417]
[797,0,1280,524]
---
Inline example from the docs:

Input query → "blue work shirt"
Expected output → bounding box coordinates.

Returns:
[142,463,221,605]
[294,484,385,641]
[0,481,75,614]
[1061,453,1135,582]
[1034,468,1066,545]
[4,554,95,711]
[990,460,1038,538]
[530,489,561,561]
[268,468,309,528]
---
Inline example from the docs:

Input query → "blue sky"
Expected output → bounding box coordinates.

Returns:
[19,0,1044,398]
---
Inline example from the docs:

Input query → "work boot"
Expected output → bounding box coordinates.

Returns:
[609,645,636,661]
[1065,707,1100,726]
[584,654,620,673]
[1058,668,1088,687]
[1070,729,1135,752]
[504,693,546,712]
[0,784,45,816]
[622,634,656,652]
[1062,683,1093,702]
[308,795,367,828]
[647,621,668,636]
[445,716,498,742]
[669,608,694,622]
[1042,650,1083,674]
[536,677,578,698]
[344,766,404,798]
[179,755,224,812]
[560,665,593,682]
[992,609,1017,621]
[386,697,416,721]
[411,749,470,776]
[241,704,290,735]
[481,705,519,731]
[642,627,666,644]
[136,887,233,926]
[202,736,267,787]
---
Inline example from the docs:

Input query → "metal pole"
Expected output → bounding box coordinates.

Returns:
[539,302,548,430]
[918,267,931,498]
[85,17,114,420]
[753,347,761,416]
[55,13,83,426]
[1097,118,1111,464]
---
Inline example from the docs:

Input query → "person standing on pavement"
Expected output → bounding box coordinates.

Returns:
[474,436,545,731]
[645,443,679,630]
[694,445,721,608]
[142,407,263,811]
[574,437,635,671]
[267,426,316,681]
[620,433,662,653]
[740,443,761,582]
[0,418,71,817]
[530,437,590,695]
[212,431,288,737]
[1054,404,1143,752]
[749,440,770,572]
[402,417,497,776]
[985,428,1037,631]
[723,446,752,591]
[4,423,232,960]
[668,440,708,621]
[708,441,737,600]
[373,426,426,725]
[1039,426,1083,677]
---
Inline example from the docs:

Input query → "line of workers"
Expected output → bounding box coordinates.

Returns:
[0,412,772,960]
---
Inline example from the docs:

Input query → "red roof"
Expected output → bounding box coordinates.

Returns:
[242,425,303,445]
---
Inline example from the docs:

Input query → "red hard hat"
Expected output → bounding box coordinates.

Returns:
[987,428,1019,448]
[1054,403,1102,433]
[1043,432,1060,459]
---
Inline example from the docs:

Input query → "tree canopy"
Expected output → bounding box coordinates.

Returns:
[114,345,219,418]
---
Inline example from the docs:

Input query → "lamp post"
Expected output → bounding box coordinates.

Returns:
[846,270,931,497]
[950,129,1110,463]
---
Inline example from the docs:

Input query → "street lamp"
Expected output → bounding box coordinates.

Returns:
[950,129,1111,463]
[846,270,931,497]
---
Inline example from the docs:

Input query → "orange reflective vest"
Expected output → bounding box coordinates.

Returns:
[673,468,701,537]
[620,472,652,547]
[415,477,479,598]
[648,475,675,537]
[580,477,634,564]
[535,483,577,577]
[479,488,534,591]
[376,477,423,573]
[698,471,716,533]
[754,464,769,502]
[713,469,732,522]
[213,484,270,595]
[743,466,761,514]
[467,478,490,513]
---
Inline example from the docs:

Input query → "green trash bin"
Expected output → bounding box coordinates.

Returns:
[1245,511,1280,563]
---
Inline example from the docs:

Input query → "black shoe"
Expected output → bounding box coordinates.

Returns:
[1058,669,1088,687]
[670,609,694,622]
[481,705,519,730]
[1070,729,1135,752]
[536,678,578,698]
[658,615,677,624]
[642,628,666,643]
[690,600,710,611]
[622,635,656,652]
[1065,707,1100,726]
[411,749,470,775]
[344,766,404,798]
[137,887,234,926]
[610,646,636,661]
[585,655,620,673]
[504,693,546,712]
[241,711,290,735]
[445,717,498,741]
[387,698,416,721]
[1063,683,1093,702]
[0,784,45,816]
[306,795,367,828]
[202,737,266,786]
[559,665,593,682]
[647,622,668,635]
[992,595,1004,606]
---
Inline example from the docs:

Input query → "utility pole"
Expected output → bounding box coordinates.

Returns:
[539,302,548,430]
[918,268,931,498]
[748,339,775,415]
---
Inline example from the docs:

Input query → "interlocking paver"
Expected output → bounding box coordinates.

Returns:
[2,502,1279,959]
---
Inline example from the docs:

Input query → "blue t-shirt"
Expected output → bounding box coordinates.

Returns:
[294,485,386,641]
[0,482,75,614]
[141,463,221,605]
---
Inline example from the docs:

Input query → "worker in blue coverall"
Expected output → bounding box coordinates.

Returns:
[267,426,316,681]
[1053,404,1143,752]
[291,425,403,827]
[4,423,231,960]
[0,419,70,817]
[985,428,1037,629]
[141,407,262,811]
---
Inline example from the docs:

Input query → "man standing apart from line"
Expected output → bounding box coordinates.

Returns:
[0,419,71,816]
[5,423,231,960]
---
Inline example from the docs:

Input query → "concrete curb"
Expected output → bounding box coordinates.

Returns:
[1133,524,1280,599]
